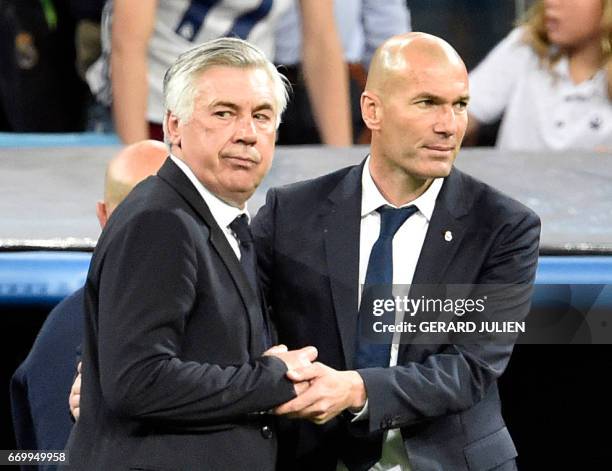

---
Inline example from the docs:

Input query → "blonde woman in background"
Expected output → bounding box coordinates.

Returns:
[467,0,612,151]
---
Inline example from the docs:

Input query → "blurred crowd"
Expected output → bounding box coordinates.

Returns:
[0,0,610,151]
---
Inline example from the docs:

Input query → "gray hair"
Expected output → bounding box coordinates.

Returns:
[162,37,290,139]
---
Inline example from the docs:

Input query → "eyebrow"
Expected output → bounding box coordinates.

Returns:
[210,101,239,111]
[253,102,275,113]
[413,93,470,103]
[210,101,275,113]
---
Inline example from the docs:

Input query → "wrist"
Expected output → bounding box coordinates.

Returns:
[346,371,366,410]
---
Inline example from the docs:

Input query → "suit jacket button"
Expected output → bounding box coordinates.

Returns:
[261,425,273,439]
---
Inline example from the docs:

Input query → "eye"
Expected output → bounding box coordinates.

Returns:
[254,112,273,122]
[416,99,435,107]
[214,110,233,118]
[454,101,468,111]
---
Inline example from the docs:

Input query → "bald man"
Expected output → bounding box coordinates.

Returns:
[10,140,168,458]
[96,140,168,226]
[253,33,540,470]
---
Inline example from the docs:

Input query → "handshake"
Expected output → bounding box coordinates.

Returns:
[263,344,367,424]
[69,346,366,426]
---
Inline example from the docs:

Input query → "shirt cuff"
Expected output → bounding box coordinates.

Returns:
[349,399,369,422]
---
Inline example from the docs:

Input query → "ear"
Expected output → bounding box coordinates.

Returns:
[96,201,109,229]
[165,111,182,148]
[361,91,382,131]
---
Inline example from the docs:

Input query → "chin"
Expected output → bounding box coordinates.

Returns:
[419,159,454,179]
[437,163,454,177]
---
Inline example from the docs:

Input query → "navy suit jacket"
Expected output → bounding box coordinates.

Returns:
[252,161,541,471]
[65,158,296,470]
[10,288,83,471]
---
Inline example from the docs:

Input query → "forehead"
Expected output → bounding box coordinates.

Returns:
[195,66,275,106]
[389,58,469,100]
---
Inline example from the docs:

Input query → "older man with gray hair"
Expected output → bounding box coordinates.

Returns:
[65,37,317,470]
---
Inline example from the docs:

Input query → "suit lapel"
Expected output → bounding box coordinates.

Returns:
[322,162,364,369]
[157,158,265,356]
[400,167,471,358]
[412,168,470,285]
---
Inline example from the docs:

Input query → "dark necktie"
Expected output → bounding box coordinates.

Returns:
[229,214,259,295]
[354,205,418,369]
[346,205,417,471]
[229,214,271,347]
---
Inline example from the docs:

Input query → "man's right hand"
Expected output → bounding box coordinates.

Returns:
[263,345,318,394]
[69,362,82,420]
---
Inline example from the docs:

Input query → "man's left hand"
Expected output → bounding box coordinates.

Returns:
[273,362,366,424]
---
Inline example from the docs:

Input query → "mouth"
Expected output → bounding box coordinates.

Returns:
[223,155,258,168]
[423,145,455,153]
[544,14,560,32]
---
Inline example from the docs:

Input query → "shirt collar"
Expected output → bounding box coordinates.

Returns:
[553,56,607,98]
[169,154,248,229]
[552,55,571,79]
[361,155,442,222]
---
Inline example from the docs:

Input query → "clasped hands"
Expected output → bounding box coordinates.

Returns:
[264,344,367,425]
[69,346,367,425]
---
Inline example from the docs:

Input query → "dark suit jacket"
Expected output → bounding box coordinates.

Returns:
[252,161,541,471]
[65,158,296,470]
[10,288,83,471]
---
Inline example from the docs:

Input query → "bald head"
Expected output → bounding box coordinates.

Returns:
[360,33,470,206]
[96,140,168,228]
[104,140,168,212]
[366,32,466,95]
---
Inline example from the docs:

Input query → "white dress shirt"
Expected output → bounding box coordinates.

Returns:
[338,156,442,471]
[170,155,247,260]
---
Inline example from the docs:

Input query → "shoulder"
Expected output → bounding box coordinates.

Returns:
[452,168,540,227]
[35,287,85,339]
[97,176,202,252]
[52,286,85,312]
[252,163,360,236]
[471,26,536,75]
[269,164,359,208]
[37,288,86,333]
[504,26,531,47]
[493,26,534,56]
[111,175,194,226]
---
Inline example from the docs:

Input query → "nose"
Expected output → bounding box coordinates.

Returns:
[433,105,457,137]
[234,115,257,145]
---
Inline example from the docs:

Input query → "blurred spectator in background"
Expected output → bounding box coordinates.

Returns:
[67,0,105,78]
[466,0,612,151]
[87,0,351,146]
[274,0,411,144]
[0,0,102,132]
[9,140,167,462]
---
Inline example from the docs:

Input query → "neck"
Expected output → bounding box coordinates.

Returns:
[567,38,603,84]
[223,196,246,210]
[170,149,248,210]
[210,187,248,210]
[368,154,433,207]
